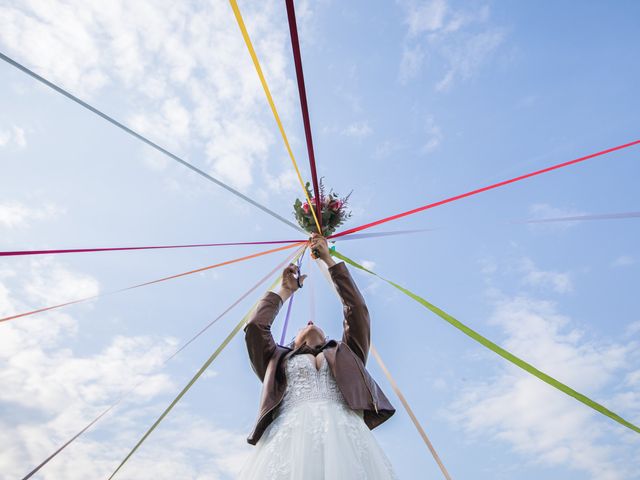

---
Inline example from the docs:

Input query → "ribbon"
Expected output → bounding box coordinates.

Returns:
[285,0,322,234]
[330,249,640,435]
[228,0,322,235]
[5,212,638,259]
[370,345,452,479]
[308,252,316,324]
[279,248,306,344]
[0,51,304,234]
[329,140,640,239]
[108,250,303,479]
[0,241,305,323]
[515,211,640,224]
[20,247,302,480]
[0,238,305,258]
[0,229,426,258]
[314,257,448,473]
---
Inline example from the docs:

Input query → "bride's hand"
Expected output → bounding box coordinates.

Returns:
[309,233,330,261]
[309,233,336,267]
[282,263,306,293]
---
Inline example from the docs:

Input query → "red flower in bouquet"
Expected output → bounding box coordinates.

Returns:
[293,177,352,236]
[329,199,342,211]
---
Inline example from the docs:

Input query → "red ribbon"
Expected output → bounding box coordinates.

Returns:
[0,239,302,257]
[329,139,640,239]
[286,0,322,233]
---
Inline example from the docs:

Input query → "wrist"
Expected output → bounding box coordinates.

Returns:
[274,286,293,302]
[321,255,336,267]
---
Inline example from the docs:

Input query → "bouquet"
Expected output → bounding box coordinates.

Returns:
[293,177,352,237]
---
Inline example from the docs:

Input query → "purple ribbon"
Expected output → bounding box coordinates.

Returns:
[279,250,306,345]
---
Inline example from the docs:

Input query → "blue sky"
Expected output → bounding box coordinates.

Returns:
[1,0,639,478]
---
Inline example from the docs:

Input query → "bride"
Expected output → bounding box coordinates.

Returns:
[238,233,398,479]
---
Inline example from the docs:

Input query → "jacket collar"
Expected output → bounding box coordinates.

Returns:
[283,338,338,361]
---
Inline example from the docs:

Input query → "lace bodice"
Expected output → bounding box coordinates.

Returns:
[240,353,398,480]
[278,353,348,412]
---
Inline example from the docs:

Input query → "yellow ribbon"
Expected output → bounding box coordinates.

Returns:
[229,0,322,235]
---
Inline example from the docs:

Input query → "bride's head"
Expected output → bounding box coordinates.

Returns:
[293,320,326,348]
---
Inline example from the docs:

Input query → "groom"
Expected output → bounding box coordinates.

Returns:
[243,233,395,445]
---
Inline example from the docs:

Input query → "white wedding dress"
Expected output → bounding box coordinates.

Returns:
[238,352,398,479]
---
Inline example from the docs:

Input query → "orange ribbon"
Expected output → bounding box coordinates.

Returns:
[0,241,306,323]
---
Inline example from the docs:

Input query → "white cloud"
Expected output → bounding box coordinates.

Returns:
[434,28,505,92]
[373,140,401,160]
[0,258,253,479]
[322,120,373,139]
[263,169,299,194]
[398,0,506,90]
[611,256,635,268]
[342,121,372,138]
[625,321,640,338]
[22,257,100,305]
[0,0,298,195]
[447,293,640,480]
[0,125,27,148]
[399,44,425,83]
[527,203,588,232]
[520,257,573,294]
[361,259,376,271]
[421,115,442,153]
[405,0,448,36]
[0,201,64,229]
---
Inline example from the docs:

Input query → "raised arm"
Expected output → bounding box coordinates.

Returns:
[330,261,371,364]
[243,291,281,381]
[243,263,306,381]
[310,234,371,364]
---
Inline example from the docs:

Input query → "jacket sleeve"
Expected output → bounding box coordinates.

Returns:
[329,261,371,364]
[243,290,283,382]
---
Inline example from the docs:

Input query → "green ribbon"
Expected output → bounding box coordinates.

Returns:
[331,249,640,435]
[108,269,291,478]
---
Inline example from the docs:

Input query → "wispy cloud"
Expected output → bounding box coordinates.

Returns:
[360,259,376,271]
[342,121,373,138]
[321,120,373,139]
[0,201,64,229]
[421,115,442,153]
[519,257,573,294]
[527,203,588,232]
[446,291,640,480]
[398,0,507,91]
[625,321,640,338]
[611,255,635,268]
[0,0,298,193]
[0,125,27,148]
[0,258,252,479]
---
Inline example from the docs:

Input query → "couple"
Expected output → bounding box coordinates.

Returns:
[238,233,399,479]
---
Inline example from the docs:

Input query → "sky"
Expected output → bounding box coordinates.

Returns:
[1,0,639,479]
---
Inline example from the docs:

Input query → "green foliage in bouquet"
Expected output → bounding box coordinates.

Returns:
[293,177,353,236]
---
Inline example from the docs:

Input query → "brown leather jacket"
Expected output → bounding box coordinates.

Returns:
[243,260,395,445]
